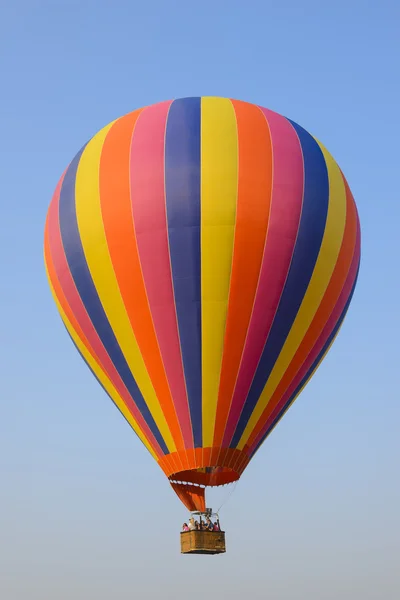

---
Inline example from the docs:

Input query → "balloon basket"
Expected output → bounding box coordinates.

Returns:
[180,530,226,555]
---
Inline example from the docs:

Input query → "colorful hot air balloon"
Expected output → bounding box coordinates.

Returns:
[44,97,360,519]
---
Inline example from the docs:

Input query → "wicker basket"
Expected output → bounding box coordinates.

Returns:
[180,530,226,555]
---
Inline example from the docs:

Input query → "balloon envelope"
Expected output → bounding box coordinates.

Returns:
[44,97,360,511]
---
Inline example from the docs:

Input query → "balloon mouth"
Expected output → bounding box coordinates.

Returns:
[158,447,249,487]
[168,467,239,487]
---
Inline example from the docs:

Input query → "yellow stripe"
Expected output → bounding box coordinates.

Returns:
[44,264,158,461]
[238,140,347,449]
[74,124,176,452]
[201,97,238,446]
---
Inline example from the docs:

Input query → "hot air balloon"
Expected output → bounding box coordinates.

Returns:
[44,97,361,555]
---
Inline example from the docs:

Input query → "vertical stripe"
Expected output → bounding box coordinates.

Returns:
[236,133,348,449]
[244,174,358,450]
[201,97,239,447]
[99,110,190,454]
[58,136,170,454]
[75,124,179,452]
[212,101,273,448]
[44,202,162,459]
[165,97,201,447]
[129,102,188,455]
[222,110,304,446]
[45,182,164,458]
[230,121,331,448]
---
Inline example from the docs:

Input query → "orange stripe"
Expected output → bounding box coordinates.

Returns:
[169,454,181,474]
[180,451,190,472]
[44,204,164,460]
[202,448,212,466]
[158,457,169,476]
[245,175,358,448]
[194,448,203,468]
[225,448,241,470]
[213,100,273,447]
[159,455,174,475]
[237,453,250,475]
[186,449,196,470]
[210,446,220,466]
[99,111,186,452]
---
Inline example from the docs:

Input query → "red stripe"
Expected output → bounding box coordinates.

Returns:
[222,110,304,446]
[212,101,273,448]
[130,102,192,449]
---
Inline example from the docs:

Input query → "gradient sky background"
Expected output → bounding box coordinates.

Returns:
[1,1,399,599]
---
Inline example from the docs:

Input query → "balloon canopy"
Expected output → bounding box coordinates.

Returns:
[44,97,360,512]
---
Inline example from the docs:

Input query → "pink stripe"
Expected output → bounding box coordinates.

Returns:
[130,102,193,446]
[222,110,304,446]
[248,221,361,455]
[46,177,164,457]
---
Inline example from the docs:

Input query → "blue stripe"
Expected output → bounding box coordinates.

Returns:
[165,97,202,447]
[230,121,330,447]
[250,266,360,458]
[58,147,169,454]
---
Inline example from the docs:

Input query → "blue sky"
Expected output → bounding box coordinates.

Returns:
[1,1,399,598]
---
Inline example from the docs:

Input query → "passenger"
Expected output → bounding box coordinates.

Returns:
[205,517,214,531]
[182,523,189,532]
[188,518,196,530]
[194,520,200,530]
[213,521,220,531]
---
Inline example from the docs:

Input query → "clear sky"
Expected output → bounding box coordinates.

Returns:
[1,1,399,599]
